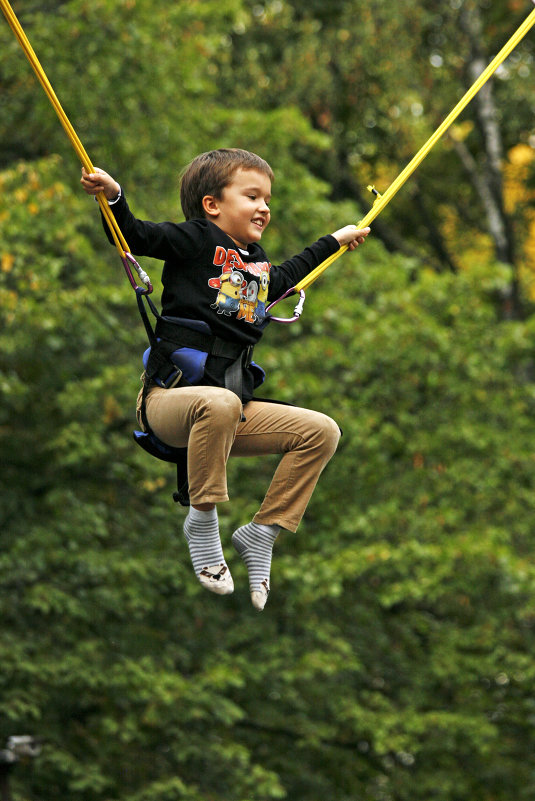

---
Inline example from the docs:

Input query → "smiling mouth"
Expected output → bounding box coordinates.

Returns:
[252,218,265,228]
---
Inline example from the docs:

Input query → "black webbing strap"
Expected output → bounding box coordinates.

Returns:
[224,348,247,401]
[145,340,188,388]
[155,317,247,361]
[136,290,159,347]
[151,317,254,402]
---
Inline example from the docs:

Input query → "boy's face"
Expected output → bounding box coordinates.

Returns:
[203,168,271,248]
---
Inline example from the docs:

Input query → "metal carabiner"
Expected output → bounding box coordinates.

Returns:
[121,251,153,295]
[265,287,306,324]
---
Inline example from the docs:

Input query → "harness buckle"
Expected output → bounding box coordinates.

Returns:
[161,367,184,389]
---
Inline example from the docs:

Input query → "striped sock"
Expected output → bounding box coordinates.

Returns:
[183,507,233,595]
[232,522,280,610]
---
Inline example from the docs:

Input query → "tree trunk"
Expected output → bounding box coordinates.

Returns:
[459,2,521,317]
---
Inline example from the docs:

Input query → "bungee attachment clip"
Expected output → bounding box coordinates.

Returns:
[121,251,153,295]
[266,287,306,324]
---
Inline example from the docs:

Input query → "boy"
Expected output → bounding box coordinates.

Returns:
[81,148,370,610]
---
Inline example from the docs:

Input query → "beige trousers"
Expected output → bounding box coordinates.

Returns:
[143,385,340,532]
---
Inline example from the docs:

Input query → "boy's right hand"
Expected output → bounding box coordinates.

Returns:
[80,167,120,201]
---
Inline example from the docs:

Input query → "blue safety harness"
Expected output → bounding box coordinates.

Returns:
[133,290,265,505]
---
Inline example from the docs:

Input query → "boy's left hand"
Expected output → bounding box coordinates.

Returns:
[331,225,371,251]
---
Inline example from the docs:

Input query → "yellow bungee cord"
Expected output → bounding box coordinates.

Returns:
[294,2,535,295]
[0,0,152,293]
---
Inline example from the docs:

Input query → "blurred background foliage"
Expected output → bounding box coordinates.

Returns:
[2,0,535,799]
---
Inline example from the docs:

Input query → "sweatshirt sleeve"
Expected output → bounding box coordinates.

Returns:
[267,235,340,301]
[100,191,203,262]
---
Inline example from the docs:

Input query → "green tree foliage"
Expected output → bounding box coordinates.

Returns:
[218,0,535,298]
[2,1,535,800]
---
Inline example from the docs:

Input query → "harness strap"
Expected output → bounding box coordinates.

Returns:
[150,318,254,402]
[145,318,254,400]
[136,289,158,346]
[145,341,190,389]
[154,318,248,360]
[223,346,254,401]
[136,382,190,505]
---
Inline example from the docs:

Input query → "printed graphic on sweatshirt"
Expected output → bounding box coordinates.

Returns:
[208,246,271,325]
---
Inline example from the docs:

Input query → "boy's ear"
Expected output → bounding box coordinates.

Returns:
[202,195,220,218]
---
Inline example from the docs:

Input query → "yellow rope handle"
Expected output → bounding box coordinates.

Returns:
[296,4,535,293]
[0,0,130,259]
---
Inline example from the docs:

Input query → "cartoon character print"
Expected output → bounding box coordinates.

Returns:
[208,270,246,315]
[237,280,258,323]
[254,267,270,324]
[208,246,271,323]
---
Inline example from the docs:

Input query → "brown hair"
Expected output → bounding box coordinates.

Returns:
[179,148,274,220]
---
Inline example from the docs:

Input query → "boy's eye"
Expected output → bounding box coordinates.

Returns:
[247,193,270,206]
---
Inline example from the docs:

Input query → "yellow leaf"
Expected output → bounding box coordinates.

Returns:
[449,121,474,142]
[508,143,535,167]
[1,253,14,272]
